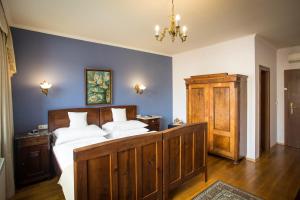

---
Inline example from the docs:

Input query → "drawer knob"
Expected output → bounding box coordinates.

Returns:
[29,151,40,158]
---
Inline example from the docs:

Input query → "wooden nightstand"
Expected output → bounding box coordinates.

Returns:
[14,130,51,187]
[168,123,184,129]
[137,116,161,131]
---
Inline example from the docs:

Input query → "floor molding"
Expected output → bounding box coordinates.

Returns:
[245,157,258,162]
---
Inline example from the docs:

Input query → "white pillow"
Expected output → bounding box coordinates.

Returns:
[102,120,148,132]
[111,108,127,122]
[54,125,109,145]
[68,112,88,128]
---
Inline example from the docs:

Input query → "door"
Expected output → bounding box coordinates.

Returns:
[187,84,209,123]
[209,82,236,159]
[259,66,270,154]
[285,69,300,148]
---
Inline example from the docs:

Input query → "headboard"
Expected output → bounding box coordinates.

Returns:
[48,105,137,132]
[48,108,100,132]
[99,105,137,126]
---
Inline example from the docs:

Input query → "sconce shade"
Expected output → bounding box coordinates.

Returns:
[40,80,52,96]
[134,84,146,94]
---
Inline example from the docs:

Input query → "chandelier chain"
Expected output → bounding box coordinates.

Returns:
[172,0,174,16]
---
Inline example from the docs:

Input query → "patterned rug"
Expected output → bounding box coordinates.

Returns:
[193,181,262,200]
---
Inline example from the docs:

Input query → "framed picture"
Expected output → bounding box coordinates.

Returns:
[85,68,112,105]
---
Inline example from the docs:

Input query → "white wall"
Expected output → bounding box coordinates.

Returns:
[276,46,300,144]
[172,35,257,159]
[255,36,277,157]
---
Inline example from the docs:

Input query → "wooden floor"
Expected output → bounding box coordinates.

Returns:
[12,145,300,200]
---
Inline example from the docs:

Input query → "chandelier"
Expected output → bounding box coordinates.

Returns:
[154,0,187,42]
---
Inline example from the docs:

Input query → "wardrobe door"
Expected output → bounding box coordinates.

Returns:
[209,82,236,159]
[187,84,209,124]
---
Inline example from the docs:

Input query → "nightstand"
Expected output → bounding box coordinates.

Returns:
[168,123,184,129]
[14,130,51,187]
[137,116,161,131]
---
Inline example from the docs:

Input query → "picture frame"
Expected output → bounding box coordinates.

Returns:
[85,68,112,105]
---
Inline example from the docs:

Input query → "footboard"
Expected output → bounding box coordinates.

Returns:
[73,132,163,200]
[73,123,207,200]
[162,123,207,199]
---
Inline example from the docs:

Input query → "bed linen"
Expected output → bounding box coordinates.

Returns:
[53,136,108,200]
[105,127,149,139]
[53,125,108,145]
[53,136,108,170]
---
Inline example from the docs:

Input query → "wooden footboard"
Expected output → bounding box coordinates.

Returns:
[162,123,207,199]
[73,132,163,200]
[73,123,207,200]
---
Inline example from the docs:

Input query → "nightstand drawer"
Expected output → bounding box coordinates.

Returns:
[149,119,158,123]
[16,135,48,148]
[137,116,161,131]
[148,122,159,128]
[148,124,160,131]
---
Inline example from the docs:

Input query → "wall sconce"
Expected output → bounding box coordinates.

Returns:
[40,80,52,96]
[134,84,146,94]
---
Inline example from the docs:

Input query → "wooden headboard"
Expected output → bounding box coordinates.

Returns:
[48,108,100,132]
[99,105,137,126]
[48,105,137,132]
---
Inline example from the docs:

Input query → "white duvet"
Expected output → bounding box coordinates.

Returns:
[53,128,150,200]
[53,136,108,171]
[105,127,149,139]
[53,136,108,200]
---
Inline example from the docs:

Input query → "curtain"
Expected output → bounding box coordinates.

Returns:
[0,0,8,35]
[0,1,16,198]
[0,29,15,199]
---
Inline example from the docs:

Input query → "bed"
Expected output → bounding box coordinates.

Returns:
[49,105,207,200]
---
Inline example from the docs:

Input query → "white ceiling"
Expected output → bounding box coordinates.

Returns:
[5,0,300,55]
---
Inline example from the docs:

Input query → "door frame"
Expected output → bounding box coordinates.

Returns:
[259,65,270,155]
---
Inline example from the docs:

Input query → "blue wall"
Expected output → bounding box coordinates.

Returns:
[11,28,172,134]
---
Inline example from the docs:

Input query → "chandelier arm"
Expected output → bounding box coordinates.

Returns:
[156,28,169,41]
[160,28,169,41]
[179,32,187,42]
[175,26,180,36]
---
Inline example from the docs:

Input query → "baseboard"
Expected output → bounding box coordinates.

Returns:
[245,157,259,163]
[270,143,277,149]
[247,143,286,163]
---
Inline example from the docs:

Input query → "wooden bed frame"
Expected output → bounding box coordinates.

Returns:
[48,105,207,200]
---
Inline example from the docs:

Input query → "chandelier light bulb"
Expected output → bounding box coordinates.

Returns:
[155,25,160,35]
[175,14,181,25]
[182,26,187,36]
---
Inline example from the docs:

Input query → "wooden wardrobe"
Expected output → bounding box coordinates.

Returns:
[185,73,247,163]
